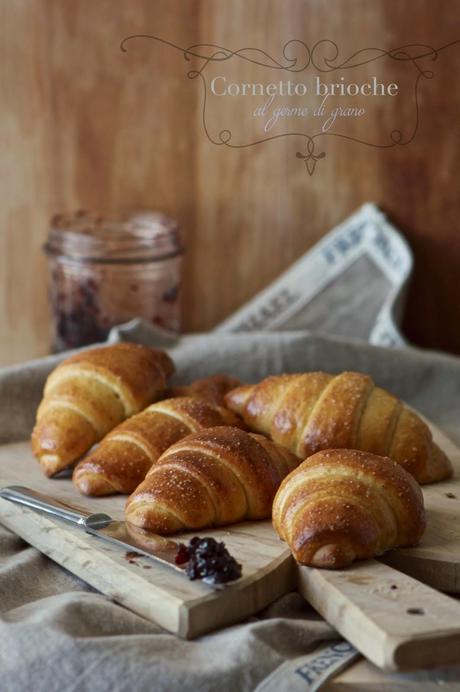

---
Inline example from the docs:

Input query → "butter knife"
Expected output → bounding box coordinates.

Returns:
[0,485,188,574]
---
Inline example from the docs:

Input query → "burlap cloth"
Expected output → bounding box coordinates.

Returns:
[2,322,460,691]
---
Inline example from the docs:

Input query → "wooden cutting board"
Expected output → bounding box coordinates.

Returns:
[1,419,460,672]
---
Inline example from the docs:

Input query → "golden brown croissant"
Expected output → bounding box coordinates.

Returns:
[272,448,426,568]
[165,374,241,407]
[73,397,244,496]
[125,426,299,534]
[32,343,174,477]
[225,371,452,484]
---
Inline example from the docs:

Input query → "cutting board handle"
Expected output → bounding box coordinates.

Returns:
[297,559,460,671]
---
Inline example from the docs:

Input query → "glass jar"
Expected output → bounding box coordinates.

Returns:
[45,210,183,352]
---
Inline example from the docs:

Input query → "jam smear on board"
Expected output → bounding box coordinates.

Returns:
[180,537,242,585]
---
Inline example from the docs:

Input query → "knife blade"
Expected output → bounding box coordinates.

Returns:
[0,485,187,574]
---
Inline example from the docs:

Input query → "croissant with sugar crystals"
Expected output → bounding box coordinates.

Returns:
[32,343,174,477]
[272,448,426,568]
[125,426,299,534]
[73,397,244,496]
[225,371,452,484]
[165,374,241,407]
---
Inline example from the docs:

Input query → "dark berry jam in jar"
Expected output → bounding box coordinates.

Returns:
[45,210,183,351]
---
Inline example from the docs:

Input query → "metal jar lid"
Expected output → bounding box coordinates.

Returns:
[44,210,183,264]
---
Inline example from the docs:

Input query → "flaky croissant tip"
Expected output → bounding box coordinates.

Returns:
[224,384,253,413]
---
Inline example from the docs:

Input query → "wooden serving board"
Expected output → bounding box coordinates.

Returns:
[1,419,460,672]
[0,441,296,639]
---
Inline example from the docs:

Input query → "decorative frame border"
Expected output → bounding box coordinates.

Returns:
[121,36,459,175]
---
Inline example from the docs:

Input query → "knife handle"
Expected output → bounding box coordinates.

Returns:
[0,485,112,529]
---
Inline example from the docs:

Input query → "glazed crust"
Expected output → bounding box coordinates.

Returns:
[272,448,426,568]
[32,343,174,477]
[124,426,299,534]
[73,397,244,496]
[225,371,452,484]
[165,374,242,407]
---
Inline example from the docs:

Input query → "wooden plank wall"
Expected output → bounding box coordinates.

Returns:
[1,0,460,365]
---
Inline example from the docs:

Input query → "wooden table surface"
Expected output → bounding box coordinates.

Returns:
[1,0,460,364]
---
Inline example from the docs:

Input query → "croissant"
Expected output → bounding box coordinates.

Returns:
[73,397,244,496]
[225,371,452,484]
[165,374,241,407]
[272,448,426,569]
[125,426,299,534]
[32,343,174,477]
